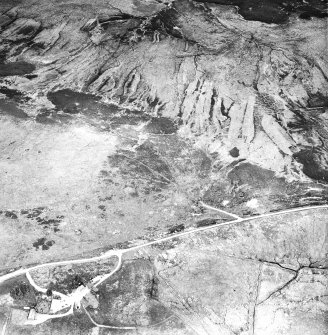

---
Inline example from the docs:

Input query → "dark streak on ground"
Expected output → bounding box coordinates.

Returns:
[196,218,218,227]
[168,224,185,234]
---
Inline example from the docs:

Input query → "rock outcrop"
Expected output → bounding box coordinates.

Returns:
[0,0,327,183]
[0,1,327,334]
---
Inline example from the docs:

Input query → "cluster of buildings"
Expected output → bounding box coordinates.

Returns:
[10,280,99,326]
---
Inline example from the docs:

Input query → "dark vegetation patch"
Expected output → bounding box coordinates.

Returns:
[286,106,328,147]
[43,260,117,294]
[82,6,183,46]
[21,207,63,232]
[32,237,55,251]
[7,312,94,335]
[294,147,328,182]
[52,273,91,293]
[107,142,173,193]
[10,281,37,307]
[0,18,41,50]
[88,1,195,47]
[307,92,328,108]
[0,86,30,102]
[0,99,28,118]
[0,50,7,63]
[0,61,35,76]
[91,259,172,327]
[196,218,218,227]
[298,5,328,19]
[144,117,178,134]
[49,313,94,333]
[0,275,28,297]
[51,313,93,335]
[201,167,258,209]
[3,210,18,219]
[108,240,133,250]
[16,21,40,40]
[36,217,62,232]
[25,74,38,79]
[203,162,328,214]
[104,134,209,202]
[153,238,181,250]
[193,150,212,178]
[148,136,212,179]
[168,224,185,234]
[229,147,239,158]
[136,0,201,44]
[21,207,46,218]
[18,25,36,36]
[145,225,161,235]
[287,109,312,131]
[227,162,277,188]
[45,89,152,128]
[98,205,106,211]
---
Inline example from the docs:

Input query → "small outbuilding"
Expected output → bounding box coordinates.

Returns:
[82,292,99,309]
[27,308,36,320]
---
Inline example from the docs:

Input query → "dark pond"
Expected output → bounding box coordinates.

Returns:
[194,0,328,24]
[0,61,35,77]
[46,89,177,134]
[47,89,117,116]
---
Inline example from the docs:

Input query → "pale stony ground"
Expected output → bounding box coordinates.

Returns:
[123,208,328,335]
[0,120,117,209]
[0,115,222,270]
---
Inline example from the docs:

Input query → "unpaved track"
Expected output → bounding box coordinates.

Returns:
[1,203,327,284]
[0,203,327,331]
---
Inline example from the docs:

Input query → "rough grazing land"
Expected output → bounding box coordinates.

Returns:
[0,0,327,334]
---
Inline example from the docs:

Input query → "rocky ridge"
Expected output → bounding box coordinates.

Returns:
[0,0,327,183]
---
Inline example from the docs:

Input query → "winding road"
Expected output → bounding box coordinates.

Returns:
[1,203,328,283]
[0,203,327,330]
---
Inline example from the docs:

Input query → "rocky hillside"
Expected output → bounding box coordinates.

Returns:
[0,1,327,335]
[0,0,327,261]
[1,0,327,181]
